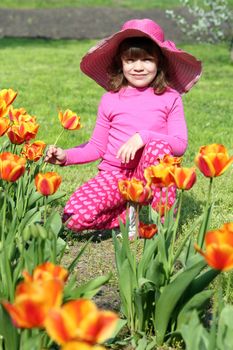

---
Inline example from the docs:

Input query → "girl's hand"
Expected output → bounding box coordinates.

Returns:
[116,133,144,163]
[44,145,67,165]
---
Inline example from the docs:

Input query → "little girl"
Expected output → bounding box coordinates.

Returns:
[45,18,202,235]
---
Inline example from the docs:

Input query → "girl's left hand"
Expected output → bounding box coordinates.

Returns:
[116,133,144,163]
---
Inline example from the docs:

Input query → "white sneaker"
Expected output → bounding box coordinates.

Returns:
[128,204,137,240]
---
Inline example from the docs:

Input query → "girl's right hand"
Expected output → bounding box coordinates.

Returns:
[44,145,67,165]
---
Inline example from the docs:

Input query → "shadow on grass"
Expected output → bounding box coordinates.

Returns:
[63,227,114,243]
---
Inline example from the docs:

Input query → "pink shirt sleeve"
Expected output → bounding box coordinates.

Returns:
[64,96,110,166]
[138,95,188,156]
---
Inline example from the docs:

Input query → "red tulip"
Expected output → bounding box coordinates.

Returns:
[35,172,62,196]
[170,166,196,190]
[139,222,158,239]
[7,121,39,145]
[0,152,26,182]
[195,222,233,271]
[195,144,233,177]
[2,279,63,328]
[59,110,82,130]
[21,140,46,162]
[0,117,10,137]
[23,262,69,283]
[45,299,118,345]
[118,178,152,204]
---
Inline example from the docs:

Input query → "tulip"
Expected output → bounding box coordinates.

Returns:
[170,166,196,190]
[2,279,63,328]
[195,222,233,271]
[0,88,17,106]
[9,107,34,123]
[118,178,152,203]
[59,109,82,130]
[7,121,39,145]
[0,152,26,182]
[35,172,62,196]
[21,140,46,162]
[144,163,175,187]
[44,299,118,345]
[0,88,17,117]
[62,342,105,350]
[159,154,182,167]
[23,262,69,283]
[0,117,10,137]
[195,144,233,177]
[152,201,173,216]
[139,222,158,239]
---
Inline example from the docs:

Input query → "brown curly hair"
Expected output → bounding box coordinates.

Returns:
[107,37,170,94]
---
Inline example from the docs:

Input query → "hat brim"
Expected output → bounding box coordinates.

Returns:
[80,28,202,94]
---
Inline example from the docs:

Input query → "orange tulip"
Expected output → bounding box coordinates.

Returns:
[0,88,17,117]
[59,110,82,130]
[0,117,10,136]
[0,88,17,106]
[195,222,233,271]
[45,299,118,345]
[35,172,62,196]
[2,279,63,328]
[62,342,105,350]
[159,154,182,167]
[139,222,158,239]
[0,152,26,182]
[9,107,34,123]
[170,166,196,190]
[144,163,175,187]
[21,140,46,162]
[7,121,39,145]
[61,341,105,350]
[23,262,69,283]
[195,144,233,177]
[118,178,152,203]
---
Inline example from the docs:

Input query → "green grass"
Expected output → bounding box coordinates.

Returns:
[1,0,233,9]
[1,38,233,345]
[0,38,232,227]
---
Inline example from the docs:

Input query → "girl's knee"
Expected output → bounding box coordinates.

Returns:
[144,139,172,158]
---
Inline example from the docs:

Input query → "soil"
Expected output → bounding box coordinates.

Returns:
[0,6,189,42]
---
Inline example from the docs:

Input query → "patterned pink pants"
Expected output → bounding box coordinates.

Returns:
[63,140,176,232]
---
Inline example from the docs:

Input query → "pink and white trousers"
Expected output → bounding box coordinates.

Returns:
[63,140,176,232]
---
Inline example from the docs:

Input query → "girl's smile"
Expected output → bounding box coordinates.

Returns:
[121,56,158,88]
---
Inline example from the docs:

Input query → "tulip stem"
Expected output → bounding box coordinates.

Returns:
[53,128,65,148]
[225,272,232,303]
[44,196,48,224]
[198,177,214,248]
[170,190,183,266]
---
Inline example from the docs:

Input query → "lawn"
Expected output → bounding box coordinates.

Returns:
[1,0,233,9]
[0,38,232,212]
[0,38,233,348]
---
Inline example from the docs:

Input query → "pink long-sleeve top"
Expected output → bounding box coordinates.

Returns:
[64,86,188,171]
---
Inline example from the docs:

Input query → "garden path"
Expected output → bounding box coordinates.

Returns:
[0,6,187,41]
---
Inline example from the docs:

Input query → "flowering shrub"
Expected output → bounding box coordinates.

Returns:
[166,0,233,44]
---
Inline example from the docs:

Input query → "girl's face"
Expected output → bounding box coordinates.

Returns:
[121,54,158,88]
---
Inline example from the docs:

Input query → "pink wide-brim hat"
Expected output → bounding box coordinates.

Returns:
[80,18,202,94]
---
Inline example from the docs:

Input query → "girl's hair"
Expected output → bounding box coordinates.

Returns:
[107,37,170,94]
